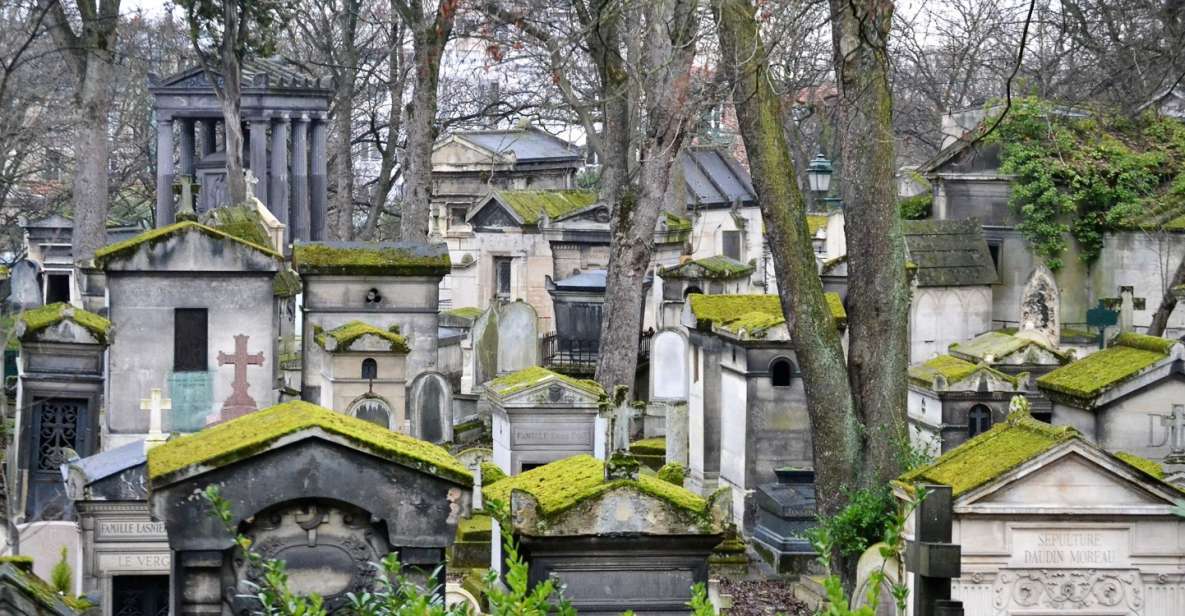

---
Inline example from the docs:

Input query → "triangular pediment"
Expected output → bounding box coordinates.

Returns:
[467,196,525,227]
[956,443,1182,513]
[94,222,281,273]
[431,135,514,167]
[485,367,604,407]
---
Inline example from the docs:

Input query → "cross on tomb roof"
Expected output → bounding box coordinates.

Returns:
[141,387,172,451]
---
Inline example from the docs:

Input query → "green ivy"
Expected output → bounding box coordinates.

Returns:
[898,192,932,220]
[988,97,1185,270]
[811,485,896,558]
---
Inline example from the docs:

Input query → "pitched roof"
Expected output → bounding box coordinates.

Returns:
[17,302,111,344]
[481,189,598,225]
[313,321,410,353]
[146,400,471,485]
[908,354,1019,389]
[688,293,846,335]
[292,241,451,276]
[93,221,281,267]
[949,331,1067,364]
[453,127,583,162]
[551,269,607,290]
[680,147,758,208]
[1036,333,1180,405]
[659,255,754,280]
[153,56,329,90]
[902,219,997,287]
[485,366,605,398]
[66,440,146,485]
[0,561,77,615]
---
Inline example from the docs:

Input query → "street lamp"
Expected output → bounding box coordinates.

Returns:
[806,153,833,194]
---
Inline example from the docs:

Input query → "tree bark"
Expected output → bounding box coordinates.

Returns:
[362,15,407,239]
[396,0,455,242]
[219,3,247,206]
[713,0,862,519]
[331,0,361,240]
[1148,252,1185,335]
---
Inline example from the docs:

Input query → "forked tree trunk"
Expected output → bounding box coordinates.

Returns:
[219,6,247,207]
[1148,253,1185,335]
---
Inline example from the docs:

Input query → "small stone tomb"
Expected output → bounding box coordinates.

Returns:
[897,401,1185,615]
[484,454,726,615]
[147,401,472,614]
[752,468,818,574]
[314,320,411,432]
[907,353,1030,454]
[483,366,605,474]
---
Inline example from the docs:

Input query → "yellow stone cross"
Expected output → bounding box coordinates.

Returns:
[141,388,172,449]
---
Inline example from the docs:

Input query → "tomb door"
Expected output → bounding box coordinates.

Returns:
[27,396,92,520]
[112,574,169,616]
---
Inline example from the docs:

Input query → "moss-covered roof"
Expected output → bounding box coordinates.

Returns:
[272,268,302,298]
[292,242,451,276]
[663,211,692,232]
[485,366,605,398]
[1114,451,1165,479]
[313,321,410,353]
[201,204,274,249]
[1036,332,1177,405]
[629,437,666,455]
[18,302,111,345]
[659,255,754,280]
[899,411,1079,496]
[949,331,1065,363]
[147,400,472,485]
[907,354,1018,388]
[688,293,846,335]
[0,561,76,615]
[93,221,281,267]
[483,454,707,521]
[442,306,482,320]
[493,190,598,224]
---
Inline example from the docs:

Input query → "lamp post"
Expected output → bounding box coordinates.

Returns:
[806,153,833,212]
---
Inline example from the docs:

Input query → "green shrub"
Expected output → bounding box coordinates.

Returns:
[898,193,932,219]
[50,547,71,595]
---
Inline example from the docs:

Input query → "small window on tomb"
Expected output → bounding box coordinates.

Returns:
[987,242,1002,273]
[45,273,70,304]
[495,257,513,299]
[684,285,703,298]
[449,206,468,227]
[351,398,391,428]
[771,358,794,387]
[968,405,993,438]
[361,358,378,380]
[722,230,742,261]
[174,308,208,372]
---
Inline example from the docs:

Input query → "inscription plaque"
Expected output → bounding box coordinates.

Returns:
[97,551,172,572]
[512,427,590,446]
[96,519,167,541]
[1010,528,1129,568]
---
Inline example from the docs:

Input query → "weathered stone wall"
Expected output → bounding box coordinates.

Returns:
[910,286,993,362]
[1094,380,1185,463]
[440,231,555,329]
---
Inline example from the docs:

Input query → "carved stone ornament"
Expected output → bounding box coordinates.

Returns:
[992,569,1144,615]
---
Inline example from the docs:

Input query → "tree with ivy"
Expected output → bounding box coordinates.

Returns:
[177,0,291,208]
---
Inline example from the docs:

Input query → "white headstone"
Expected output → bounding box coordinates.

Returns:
[8,260,43,310]
[650,329,689,401]
[496,301,539,374]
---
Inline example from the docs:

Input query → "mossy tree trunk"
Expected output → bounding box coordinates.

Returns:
[394,0,456,243]
[594,0,698,393]
[42,0,121,262]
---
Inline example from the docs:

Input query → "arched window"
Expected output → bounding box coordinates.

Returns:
[684,285,703,298]
[350,397,392,428]
[361,358,378,380]
[770,358,794,387]
[968,405,993,438]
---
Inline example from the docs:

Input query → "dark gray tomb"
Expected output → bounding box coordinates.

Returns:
[752,468,817,574]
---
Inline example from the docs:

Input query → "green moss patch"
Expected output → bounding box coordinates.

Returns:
[457,513,492,541]
[908,355,977,386]
[660,255,754,280]
[18,302,111,345]
[272,268,302,298]
[314,321,410,353]
[481,461,507,485]
[657,462,687,485]
[442,306,483,320]
[629,437,666,456]
[900,411,1079,496]
[1037,334,1175,404]
[663,212,692,232]
[202,204,273,249]
[806,215,828,235]
[147,400,471,485]
[94,221,280,267]
[495,189,598,224]
[949,331,1057,362]
[688,293,845,335]
[0,561,74,613]
[1114,451,1165,479]
[483,454,708,521]
[292,242,451,276]
[486,366,604,398]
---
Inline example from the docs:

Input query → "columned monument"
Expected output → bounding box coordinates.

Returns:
[149,57,331,242]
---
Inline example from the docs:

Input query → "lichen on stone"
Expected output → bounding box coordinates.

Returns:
[292,242,451,276]
[688,293,846,335]
[485,366,605,398]
[1114,451,1165,479]
[93,221,280,267]
[1037,333,1176,404]
[147,400,472,485]
[481,461,507,485]
[495,189,598,224]
[442,306,483,320]
[18,302,111,345]
[314,320,410,353]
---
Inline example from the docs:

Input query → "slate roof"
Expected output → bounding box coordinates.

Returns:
[552,269,607,290]
[1036,333,1180,406]
[680,147,758,208]
[454,127,583,162]
[902,219,998,287]
[67,440,146,485]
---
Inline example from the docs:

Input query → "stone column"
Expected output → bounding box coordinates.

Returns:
[269,115,291,236]
[249,118,269,203]
[199,119,217,156]
[178,118,195,178]
[664,401,689,467]
[290,115,310,242]
[155,117,175,227]
[310,117,328,241]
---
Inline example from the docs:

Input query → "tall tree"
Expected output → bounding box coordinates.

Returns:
[40,0,120,261]
[713,0,907,578]
[178,0,288,208]
[392,0,457,242]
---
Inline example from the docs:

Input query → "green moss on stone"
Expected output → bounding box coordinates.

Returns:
[292,243,451,276]
[663,212,692,232]
[18,302,111,345]
[630,438,665,456]
[147,400,472,485]
[949,331,1067,363]
[1037,334,1175,403]
[203,204,273,249]
[0,265,9,279]
[496,189,598,224]
[806,215,828,235]
[1114,451,1165,479]
[486,366,605,398]
[657,462,687,485]
[314,320,410,353]
[688,293,846,335]
[443,306,483,320]
[272,268,302,298]
[93,221,280,266]
[0,556,33,568]
[908,355,977,386]
[481,461,507,485]
[660,256,754,280]
[483,454,708,522]
[457,513,492,541]
[0,560,74,613]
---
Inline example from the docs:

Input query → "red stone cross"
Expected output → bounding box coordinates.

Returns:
[215,334,265,422]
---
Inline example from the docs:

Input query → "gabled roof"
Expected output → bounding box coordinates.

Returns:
[949,331,1068,364]
[17,302,111,345]
[485,366,604,399]
[659,255,753,280]
[450,127,583,162]
[551,269,607,291]
[908,354,1020,390]
[313,321,410,353]
[66,440,146,486]
[151,56,329,91]
[687,293,846,336]
[1036,333,1182,407]
[902,219,997,287]
[680,147,758,208]
[292,241,451,276]
[471,190,598,226]
[146,400,471,485]
[93,221,281,268]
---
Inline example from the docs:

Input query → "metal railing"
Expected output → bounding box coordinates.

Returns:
[540,330,655,374]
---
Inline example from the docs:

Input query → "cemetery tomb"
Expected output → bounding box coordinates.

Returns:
[0,558,78,616]
[907,354,1030,453]
[484,454,727,615]
[897,402,1185,615]
[752,468,818,574]
[313,320,411,431]
[147,400,472,614]
[1038,333,1185,470]
[483,366,605,474]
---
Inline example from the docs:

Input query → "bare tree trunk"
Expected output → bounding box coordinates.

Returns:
[829,0,909,486]
[1148,254,1185,335]
[713,0,861,519]
[331,0,361,240]
[396,0,455,242]
[362,20,407,239]
[219,4,247,206]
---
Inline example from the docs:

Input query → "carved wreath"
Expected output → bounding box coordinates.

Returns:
[993,569,1143,614]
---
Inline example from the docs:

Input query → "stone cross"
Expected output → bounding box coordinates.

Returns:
[1118,286,1146,333]
[1151,404,1185,462]
[216,334,265,422]
[141,388,172,450]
